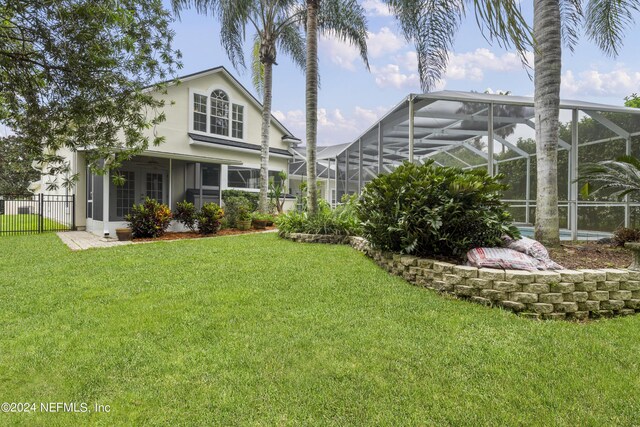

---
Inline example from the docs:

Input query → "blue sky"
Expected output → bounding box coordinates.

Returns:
[166,0,640,145]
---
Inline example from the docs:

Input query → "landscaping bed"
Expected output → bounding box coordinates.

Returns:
[548,242,632,269]
[133,226,277,242]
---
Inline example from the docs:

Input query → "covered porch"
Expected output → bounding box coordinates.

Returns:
[85,152,241,237]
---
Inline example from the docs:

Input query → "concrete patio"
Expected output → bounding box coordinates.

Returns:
[57,231,131,251]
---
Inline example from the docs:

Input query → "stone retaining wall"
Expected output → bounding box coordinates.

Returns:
[284,233,640,320]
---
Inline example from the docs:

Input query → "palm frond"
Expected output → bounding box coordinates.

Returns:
[384,0,532,92]
[251,37,265,96]
[585,0,639,56]
[385,0,461,91]
[560,0,584,52]
[577,157,640,200]
[316,0,369,70]
[276,22,306,71]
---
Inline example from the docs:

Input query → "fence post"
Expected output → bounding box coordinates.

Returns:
[38,193,44,233]
[72,194,76,230]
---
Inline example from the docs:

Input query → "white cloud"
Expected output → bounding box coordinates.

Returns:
[362,0,392,16]
[319,35,362,71]
[320,27,406,70]
[561,67,640,98]
[367,27,405,59]
[446,49,529,81]
[373,48,530,90]
[274,106,388,145]
[371,63,421,90]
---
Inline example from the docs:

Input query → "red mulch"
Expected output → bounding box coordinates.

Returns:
[548,242,632,269]
[133,226,277,243]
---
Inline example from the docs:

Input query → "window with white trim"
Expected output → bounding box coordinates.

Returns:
[116,171,136,218]
[193,94,207,132]
[191,89,245,140]
[146,173,163,204]
[210,89,229,136]
[232,104,244,139]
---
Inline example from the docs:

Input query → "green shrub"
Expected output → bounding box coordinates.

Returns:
[197,202,224,235]
[357,161,519,260]
[612,227,640,247]
[224,196,253,227]
[222,190,259,211]
[174,200,197,232]
[277,195,361,236]
[251,212,275,222]
[126,198,172,238]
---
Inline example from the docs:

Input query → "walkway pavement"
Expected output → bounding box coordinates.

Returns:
[57,231,131,251]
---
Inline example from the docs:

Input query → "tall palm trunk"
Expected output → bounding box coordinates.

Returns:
[305,0,319,216]
[259,60,273,213]
[533,0,561,246]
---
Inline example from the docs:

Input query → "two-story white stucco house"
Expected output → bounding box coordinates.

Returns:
[40,66,300,237]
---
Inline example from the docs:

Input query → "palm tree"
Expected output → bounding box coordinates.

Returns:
[304,0,369,215]
[173,0,306,213]
[532,0,637,245]
[384,0,636,246]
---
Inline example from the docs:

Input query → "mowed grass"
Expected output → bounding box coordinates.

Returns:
[1,233,640,426]
[0,214,66,233]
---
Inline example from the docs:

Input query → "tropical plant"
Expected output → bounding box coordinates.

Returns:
[223,196,254,227]
[612,227,640,247]
[578,156,640,201]
[197,202,224,234]
[222,190,259,212]
[174,200,198,232]
[269,171,288,214]
[173,0,306,214]
[357,161,519,260]
[126,198,173,238]
[276,194,361,236]
[237,205,252,222]
[1,1,181,187]
[304,0,369,216]
[252,212,275,222]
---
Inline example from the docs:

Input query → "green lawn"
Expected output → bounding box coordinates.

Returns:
[0,214,66,233]
[1,233,640,426]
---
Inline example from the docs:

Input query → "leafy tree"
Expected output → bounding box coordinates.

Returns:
[0,0,181,189]
[626,94,640,109]
[305,0,368,215]
[173,0,306,214]
[0,136,40,195]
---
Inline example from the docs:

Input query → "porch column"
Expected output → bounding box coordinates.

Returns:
[103,169,109,237]
[169,158,173,210]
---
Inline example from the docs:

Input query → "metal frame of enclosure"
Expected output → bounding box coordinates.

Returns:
[328,91,640,240]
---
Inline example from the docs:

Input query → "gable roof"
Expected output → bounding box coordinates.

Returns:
[154,66,300,143]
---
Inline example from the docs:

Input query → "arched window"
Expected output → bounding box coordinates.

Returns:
[210,89,229,136]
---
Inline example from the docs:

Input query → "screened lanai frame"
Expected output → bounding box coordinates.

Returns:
[330,90,640,240]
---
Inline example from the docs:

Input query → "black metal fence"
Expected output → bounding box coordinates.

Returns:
[0,194,75,235]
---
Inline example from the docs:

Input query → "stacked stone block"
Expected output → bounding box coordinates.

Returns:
[284,233,640,320]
